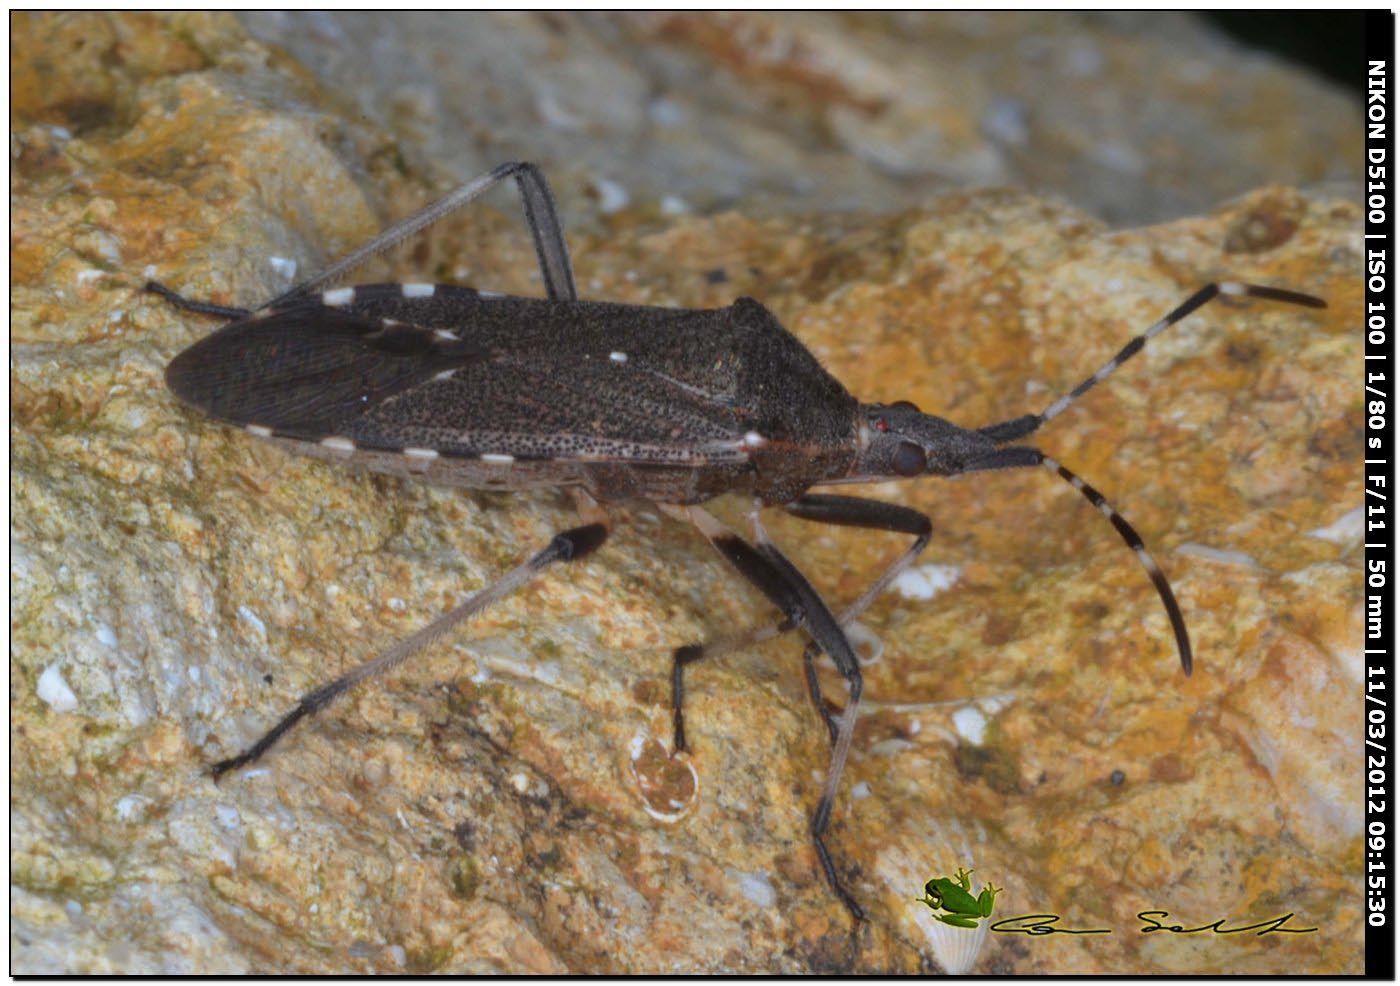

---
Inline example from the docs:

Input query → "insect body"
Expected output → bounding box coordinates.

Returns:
[148,161,1325,922]
[166,289,859,507]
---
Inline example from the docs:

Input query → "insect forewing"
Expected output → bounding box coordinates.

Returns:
[166,285,762,466]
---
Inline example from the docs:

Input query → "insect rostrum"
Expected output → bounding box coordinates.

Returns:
[149,161,1326,922]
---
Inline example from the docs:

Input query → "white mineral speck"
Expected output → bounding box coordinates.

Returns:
[847,620,884,666]
[215,804,241,829]
[868,738,915,756]
[96,622,117,647]
[1091,140,1145,175]
[510,772,530,793]
[537,90,584,131]
[1064,39,1105,76]
[892,564,961,600]
[115,795,147,822]
[1307,506,1363,547]
[237,605,267,640]
[37,665,78,712]
[952,705,987,745]
[648,98,686,127]
[1175,543,1259,570]
[268,255,298,280]
[851,781,872,799]
[593,176,629,214]
[734,870,777,908]
[980,98,1028,146]
[388,945,406,967]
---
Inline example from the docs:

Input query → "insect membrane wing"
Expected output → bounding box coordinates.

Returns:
[165,308,461,437]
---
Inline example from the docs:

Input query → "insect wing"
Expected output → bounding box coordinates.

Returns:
[165,306,461,440]
[166,291,754,466]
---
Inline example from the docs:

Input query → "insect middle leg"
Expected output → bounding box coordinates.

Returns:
[678,505,868,920]
[209,522,607,778]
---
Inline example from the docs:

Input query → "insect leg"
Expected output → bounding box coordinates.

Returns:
[670,496,930,746]
[799,646,840,746]
[978,281,1326,444]
[270,161,577,305]
[785,495,932,744]
[209,522,607,779]
[142,280,252,321]
[681,506,867,920]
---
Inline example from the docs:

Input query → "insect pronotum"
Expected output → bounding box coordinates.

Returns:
[148,161,1326,921]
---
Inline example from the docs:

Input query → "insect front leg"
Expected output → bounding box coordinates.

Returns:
[679,505,868,921]
[784,495,932,744]
[668,495,931,747]
[209,522,607,778]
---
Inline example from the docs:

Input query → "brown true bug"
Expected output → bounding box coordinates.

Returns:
[147,161,1326,921]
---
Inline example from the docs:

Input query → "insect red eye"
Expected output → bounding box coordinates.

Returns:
[891,441,927,477]
[874,418,889,432]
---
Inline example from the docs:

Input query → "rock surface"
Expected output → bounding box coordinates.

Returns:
[12,12,1361,974]
[230,11,1361,227]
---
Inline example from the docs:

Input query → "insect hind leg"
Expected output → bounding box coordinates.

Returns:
[144,280,252,321]
[210,522,608,779]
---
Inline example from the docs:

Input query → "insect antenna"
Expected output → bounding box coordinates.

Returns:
[965,445,1191,675]
[978,281,1326,445]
